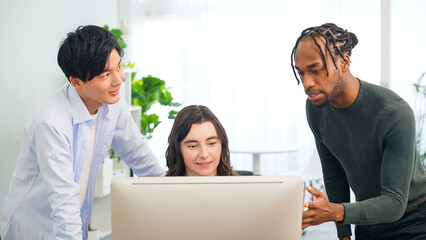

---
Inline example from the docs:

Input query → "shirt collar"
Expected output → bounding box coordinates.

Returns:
[67,83,111,125]
[100,101,110,116]
[68,83,92,125]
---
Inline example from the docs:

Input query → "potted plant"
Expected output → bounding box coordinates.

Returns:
[103,25,180,158]
[131,74,180,139]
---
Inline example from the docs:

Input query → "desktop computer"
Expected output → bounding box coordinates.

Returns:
[111,176,304,240]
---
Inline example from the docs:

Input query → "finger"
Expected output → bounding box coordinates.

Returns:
[302,216,314,229]
[302,209,310,217]
[304,201,312,208]
[302,208,316,219]
[302,214,321,228]
[306,186,324,198]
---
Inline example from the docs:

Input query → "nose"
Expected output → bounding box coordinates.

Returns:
[198,145,209,159]
[112,69,124,86]
[301,75,315,89]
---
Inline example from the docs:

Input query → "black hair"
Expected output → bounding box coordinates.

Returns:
[57,25,123,82]
[290,23,358,84]
[165,105,238,176]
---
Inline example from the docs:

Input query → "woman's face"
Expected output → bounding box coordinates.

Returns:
[180,121,222,176]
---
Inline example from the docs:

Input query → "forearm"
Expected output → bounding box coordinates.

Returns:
[342,194,406,225]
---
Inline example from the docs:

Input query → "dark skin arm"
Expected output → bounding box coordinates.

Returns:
[302,186,350,240]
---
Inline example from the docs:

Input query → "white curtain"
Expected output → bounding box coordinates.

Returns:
[124,0,381,175]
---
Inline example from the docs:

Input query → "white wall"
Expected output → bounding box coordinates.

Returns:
[0,0,119,217]
[388,0,426,105]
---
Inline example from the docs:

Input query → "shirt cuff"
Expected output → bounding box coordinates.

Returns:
[341,202,361,225]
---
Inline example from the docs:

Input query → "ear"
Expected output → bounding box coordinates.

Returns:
[340,54,351,73]
[69,76,83,90]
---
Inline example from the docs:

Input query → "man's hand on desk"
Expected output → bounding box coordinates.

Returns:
[302,186,345,229]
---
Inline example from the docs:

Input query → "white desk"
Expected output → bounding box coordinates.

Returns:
[231,144,300,175]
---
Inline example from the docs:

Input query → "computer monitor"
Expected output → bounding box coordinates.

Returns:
[111,176,304,240]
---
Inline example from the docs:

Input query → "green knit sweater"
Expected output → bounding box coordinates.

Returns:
[306,79,426,238]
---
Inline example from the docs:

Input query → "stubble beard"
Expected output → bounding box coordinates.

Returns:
[313,74,345,108]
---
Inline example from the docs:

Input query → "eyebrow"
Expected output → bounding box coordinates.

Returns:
[102,59,122,73]
[295,62,320,70]
[182,140,198,144]
[182,136,219,144]
[307,62,320,68]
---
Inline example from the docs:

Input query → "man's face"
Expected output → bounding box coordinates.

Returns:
[74,49,124,114]
[294,37,345,108]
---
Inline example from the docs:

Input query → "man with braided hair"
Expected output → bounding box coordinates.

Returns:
[291,23,426,239]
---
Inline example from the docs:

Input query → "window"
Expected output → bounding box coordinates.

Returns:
[125,0,381,175]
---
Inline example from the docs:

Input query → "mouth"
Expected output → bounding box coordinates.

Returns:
[305,90,322,101]
[109,88,120,96]
[196,161,213,168]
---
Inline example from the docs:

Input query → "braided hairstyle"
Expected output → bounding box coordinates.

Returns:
[290,23,358,84]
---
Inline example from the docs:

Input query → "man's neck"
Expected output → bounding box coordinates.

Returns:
[331,75,360,109]
[84,103,100,115]
[90,108,99,115]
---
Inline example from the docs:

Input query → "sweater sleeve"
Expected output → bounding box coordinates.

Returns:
[306,102,352,238]
[314,137,352,238]
[342,102,416,225]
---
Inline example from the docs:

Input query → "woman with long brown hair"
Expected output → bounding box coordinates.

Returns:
[166,105,238,176]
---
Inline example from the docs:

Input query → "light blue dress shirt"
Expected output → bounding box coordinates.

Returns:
[0,83,165,240]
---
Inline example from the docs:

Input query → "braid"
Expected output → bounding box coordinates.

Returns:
[290,23,358,85]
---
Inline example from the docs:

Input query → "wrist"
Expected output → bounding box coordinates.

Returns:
[334,203,345,222]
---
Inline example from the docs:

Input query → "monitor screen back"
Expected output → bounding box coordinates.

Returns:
[111,175,304,240]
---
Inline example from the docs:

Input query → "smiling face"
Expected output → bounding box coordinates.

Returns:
[70,49,124,114]
[295,37,346,108]
[180,121,222,176]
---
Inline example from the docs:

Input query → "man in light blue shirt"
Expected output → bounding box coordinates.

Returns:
[0,25,165,240]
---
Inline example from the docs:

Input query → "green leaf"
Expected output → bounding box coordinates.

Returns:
[123,62,135,69]
[110,29,123,37]
[108,147,122,162]
[168,110,179,119]
[131,72,137,81]
[141,114,161,139]
[414,83,421,92]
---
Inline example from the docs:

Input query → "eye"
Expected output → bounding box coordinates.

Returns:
[187,144,197,149]
[101,73,110,79]
[208,141,217,146]
[297,71,304,77]
[311,69,322,74]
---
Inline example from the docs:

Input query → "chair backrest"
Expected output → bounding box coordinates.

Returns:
[235,170,255,176]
